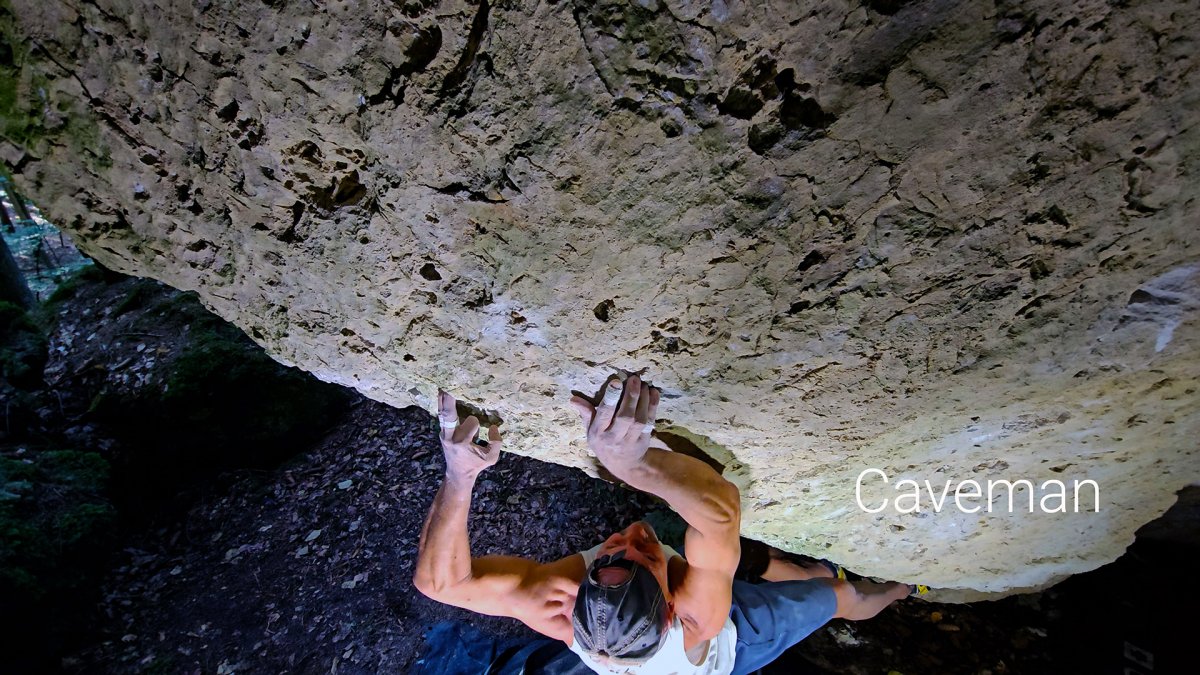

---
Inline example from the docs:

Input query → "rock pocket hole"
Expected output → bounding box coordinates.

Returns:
[419,263,442,281]
[593,299,615,322]
[451,398,504,431]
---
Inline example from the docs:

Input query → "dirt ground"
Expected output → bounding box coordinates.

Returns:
[3,271,1196,674]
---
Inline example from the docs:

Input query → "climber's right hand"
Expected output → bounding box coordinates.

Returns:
[569,374,659,472]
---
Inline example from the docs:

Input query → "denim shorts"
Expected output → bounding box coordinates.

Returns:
[728,579,839,675]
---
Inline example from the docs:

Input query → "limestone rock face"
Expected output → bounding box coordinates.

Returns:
[5,0,1198,597]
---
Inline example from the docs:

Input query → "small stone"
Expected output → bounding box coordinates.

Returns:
[337,479,353,489]
[305,529,322,542]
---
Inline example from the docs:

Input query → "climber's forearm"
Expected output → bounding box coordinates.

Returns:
[608,446,741,537]
[413,472,477,596]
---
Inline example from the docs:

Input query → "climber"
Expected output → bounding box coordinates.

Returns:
[414,374,918,674]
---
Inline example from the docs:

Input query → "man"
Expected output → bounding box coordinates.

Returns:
[415,374,915,674]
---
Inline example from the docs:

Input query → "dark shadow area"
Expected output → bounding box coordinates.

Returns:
[47,272,352,516]
[1032,486,1197,675]
[0,265,350,672]
[771,486,1200,674]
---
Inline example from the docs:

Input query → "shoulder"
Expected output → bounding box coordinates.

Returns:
[668,553,735,644]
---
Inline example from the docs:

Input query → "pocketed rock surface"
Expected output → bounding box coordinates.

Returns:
[5,0,1199,597]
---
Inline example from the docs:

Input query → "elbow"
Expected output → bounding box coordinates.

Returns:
[708,479,742,528]
[413,572,448,600]
[413,573,436,599]
[414,566,472,601]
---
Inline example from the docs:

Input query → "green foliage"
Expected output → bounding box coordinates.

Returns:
[37,448,110,488]
[0,299,46,388]
[0,448,114,607]
[0,448,114,670]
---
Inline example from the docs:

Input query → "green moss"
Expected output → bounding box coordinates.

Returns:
[112,277,156,316]
[52,502,114,547]
[695,126,732,157]
[0,447,114,670]
[0,455,36,484]
[159,323,351,451]
[37,449,110,487]
[751,274,775,294]
[44,263,105,304]
[0,0,107,170]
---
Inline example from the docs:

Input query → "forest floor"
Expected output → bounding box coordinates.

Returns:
[2,270,1195,674]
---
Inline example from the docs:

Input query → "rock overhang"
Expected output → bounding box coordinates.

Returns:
[3,0,1198,599]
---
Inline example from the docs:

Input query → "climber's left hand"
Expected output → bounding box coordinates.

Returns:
[437,389,500,481]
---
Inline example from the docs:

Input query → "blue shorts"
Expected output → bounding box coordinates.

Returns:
[729,579,839,675]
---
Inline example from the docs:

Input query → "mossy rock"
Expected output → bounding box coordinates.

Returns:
[1,0,108,168]
[0,450,113,589]
[43,262,110,305]
[161,324,352,453]
[111,276,159,316]
[87,294,352,506]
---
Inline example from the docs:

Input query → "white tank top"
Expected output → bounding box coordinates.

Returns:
[567,544,737,675]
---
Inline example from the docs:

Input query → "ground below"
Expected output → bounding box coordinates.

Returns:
[1,271,1194,674]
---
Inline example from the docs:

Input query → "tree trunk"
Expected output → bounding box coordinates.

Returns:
[8,186,33,223]
[0,233,34,308]
[0,187,14,232]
